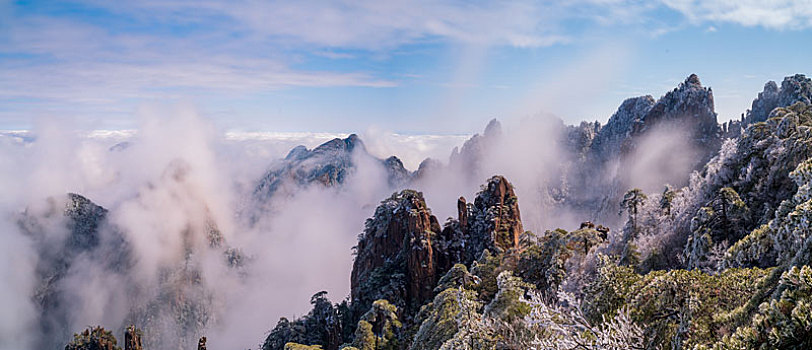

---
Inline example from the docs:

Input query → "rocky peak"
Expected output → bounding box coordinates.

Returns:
[312,133,365,156]
[414,157,443,180]
[685,73,701,86]
[462,175,523,263]
[566,121,601,155]
[255,134,410,201]
[589,95,655,160]
[284,145,309,160]
[350,190,442,315]
[64,193,108,252]
[635,74,718,137]
[448,119,503,183]
[746,74,812,125]
[383,156,411,187]
[19,193,134,349]
[483,118,502,139]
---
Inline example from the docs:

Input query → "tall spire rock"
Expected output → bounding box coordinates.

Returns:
[350,190,443,316]
[462,175,523,263]
[348,175,525,326]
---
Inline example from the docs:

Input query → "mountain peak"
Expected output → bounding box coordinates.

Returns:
[746,73,812,124]
[685,73,702,87]
[483,119,502,138]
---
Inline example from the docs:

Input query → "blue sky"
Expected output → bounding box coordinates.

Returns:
[1,0,811,133]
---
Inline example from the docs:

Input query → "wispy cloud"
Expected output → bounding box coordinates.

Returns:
[2,0,811,127]
[88,0,573,49]
[662,0,812,29]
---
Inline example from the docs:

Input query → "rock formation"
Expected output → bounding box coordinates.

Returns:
[589,95,656,161]
[350,189,442,315]
[462,175,523,264]
[349,175,525,326]
[746,74,812,125]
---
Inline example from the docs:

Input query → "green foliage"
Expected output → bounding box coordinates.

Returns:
[65,326,120,350]
[470,250,507,302]
[263,291,345,350]
[484,271,532,323]
[349,299,402,350]
[712,265,812,349]
[584,260,770,349]
[263,318,308,350]
[684,188,749,271]
[620,188,648,267]
[284,343,323,350]
[434,264,479,292]
[410,287,481,350]
[620,188,648,228]
[582,256,642,324]
[351,321,376,350]
[661,185,677,217]
[724,224,775,268]
[516,230,570,300]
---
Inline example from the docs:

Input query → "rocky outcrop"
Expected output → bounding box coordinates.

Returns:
[745,74,812,125]
[349,175,525,324]
[255,134,411,201]
[586,74,719,165]
[566,74,722,224]
[631,74,720,155]
[383,156,411,187]
[566,121,601,156]
[350,190,442,315]
[589,96,655,161]
[461,175,523,264]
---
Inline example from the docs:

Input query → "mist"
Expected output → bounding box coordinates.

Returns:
[0,105,475,349]
[0,93,704,349]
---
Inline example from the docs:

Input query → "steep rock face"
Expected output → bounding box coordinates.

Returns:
[567,74,721,224]
[589,95,655,161]
[349,175,525,322]
[631,74,719,156]
[350,190,443,316]
[746,74,812,125]
[566,121,601,156]
[461,175,523,264]
[383,156,412,187]
[22,173,245,349]
[255,134,411,200]
[255,135,362,198]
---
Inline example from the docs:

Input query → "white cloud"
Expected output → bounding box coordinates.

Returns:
[662,0,812,29]
[3,0,810,126]
[89,0,572,49]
